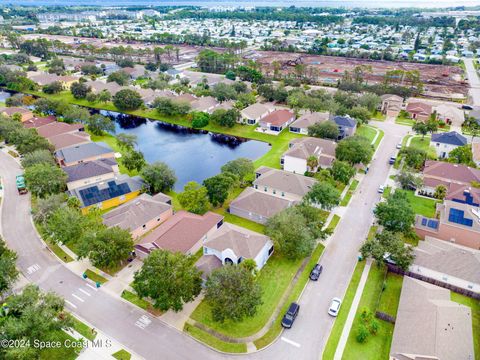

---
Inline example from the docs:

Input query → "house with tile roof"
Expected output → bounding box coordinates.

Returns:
[63,158,118,190]
[282,137,337,173]
[23,115,56,129]
[390,277,474,360]
[289,111,330,135]
[258,109,295,134]
[135,211,224,257]
[380,94,403,117]
[431,131,467,158]
[406,101,433,121]
[102,193,173,239]
[48,132,91,151]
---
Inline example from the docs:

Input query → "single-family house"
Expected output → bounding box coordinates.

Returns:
[406,101,433,121]
[200,223,274,277]
[48,132,91,151]
[289,111,330,135]
[102,193,173,239]
[415,199,480,250]
[63,158,118,191]
[421,161,480,196]
[473,141,480,167]
[36,122,85,139]
[240,103,274,125]
[282,137,337,173]
[228,187,297,224]
[135,211,224,257]
[55,141,115,167]
[390,277,474,360]
[190,96,219,114]
[86,80,123,96]
[69,175,144,214]
[23,115,56,128]
[0,107,34,122]
[258,109,295,134]
[380,94,403,117]
[433,104,464,127]
[409,236,480,295]
[332,115,357,140]
[431,131,467,159]
[253,166,316,200]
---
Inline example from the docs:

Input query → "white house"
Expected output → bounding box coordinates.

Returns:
[282,137,337,174]
[240,103,274,125]
[202,223,274,270]
[431,131,467,159]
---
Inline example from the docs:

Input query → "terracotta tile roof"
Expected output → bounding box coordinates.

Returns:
[423,160,480,186]
[0,107,33,117]
[260,109,295,126]
[136,211,223,254]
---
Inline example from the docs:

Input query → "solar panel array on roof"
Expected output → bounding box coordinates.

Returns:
[448,208,473,227]
[79,181,132,207]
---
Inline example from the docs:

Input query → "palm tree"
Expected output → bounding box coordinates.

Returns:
[307,156,319,172]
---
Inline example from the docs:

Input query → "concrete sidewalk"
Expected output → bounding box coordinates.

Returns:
[333,259,372,360]
[103,259,142,296]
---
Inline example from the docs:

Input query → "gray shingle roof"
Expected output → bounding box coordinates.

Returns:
[431,131,467,146]
[390,277,474,360]
[254,166,317,198]
[230,187,296,218]
[63,158,117,182]
[56,142,113,164]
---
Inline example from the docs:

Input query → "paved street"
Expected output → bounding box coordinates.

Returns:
[464,58,480,105]
[0,120,408,360]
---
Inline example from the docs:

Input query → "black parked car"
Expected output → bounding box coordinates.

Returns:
[309,264,323,281]
[462,104,474,110]
[281,302,300,329]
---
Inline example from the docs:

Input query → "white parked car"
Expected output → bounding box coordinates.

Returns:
[328,297,342,317]
[378,185,385,194]
[396,143,402,149]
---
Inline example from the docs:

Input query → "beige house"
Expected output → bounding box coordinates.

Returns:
[289,111,330,135]
[282,137,337,173]
[63,158,118,191]
[0,107,34,122]
[433,104,464,127]
[240,103,275,125]
[102,193,173,239]
[380,94,403,117]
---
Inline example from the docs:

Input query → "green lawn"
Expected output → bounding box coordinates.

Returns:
[382,186,392,199]
[323,260,367,360]
[184,323,247,353]
[371,112,386,121]
[340,180,359,207]
[408,136,431,152]
[221,212,266,234]
[373,129,385,150]
[121,290,162,316]
[112,349,132,360]
[451,293,480,360]
[342,265,396,360]
[254,244,325,349]
[401,190,438,218]
[70,316,96,341]
[84,269,108,284]
[327,214,341,231]
[191,252,305,338]
[89,132,137,176]
[47,240,74,262]
[376,272,403,317]
[357,125,377,145]
[39,330,81,360]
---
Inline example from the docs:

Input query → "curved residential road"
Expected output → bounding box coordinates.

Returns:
[0,151,225,360]
[0,120,407,360]
[464,57,480,106]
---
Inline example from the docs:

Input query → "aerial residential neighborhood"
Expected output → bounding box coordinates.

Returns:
[0,2,479,360]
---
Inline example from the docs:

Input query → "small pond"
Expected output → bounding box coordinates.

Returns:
[99,111,271,191]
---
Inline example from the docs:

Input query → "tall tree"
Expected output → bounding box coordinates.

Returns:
[113,89,143,111]
[85,114,115,136]
[374,191,415,234]
[141,161,177,193]
[0,238,18,299]
[178,182,210,215]
[203,173,237,207]
[220,158,254,185]
[335,136,373,165]
[121,150,146,172]
[204,265,262,323]
[24,163,67,198]
[133,250,202,311]
[305,182,341,210]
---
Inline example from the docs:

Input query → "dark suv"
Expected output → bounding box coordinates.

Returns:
[309,264,323,281]
[281,302,300,329]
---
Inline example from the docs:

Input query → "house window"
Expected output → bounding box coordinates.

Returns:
[248,119,256,125]
[237,257,243,264]
[254,184,258,189]
[281,192,285,197]
[436,143,439,147]
[217,220,223,228]
[290,127,300,133]
[268,246,274,256]
[157,218,160,221]
[264,186,267,192]
[142,224,146,229]
[273,189,276,195]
